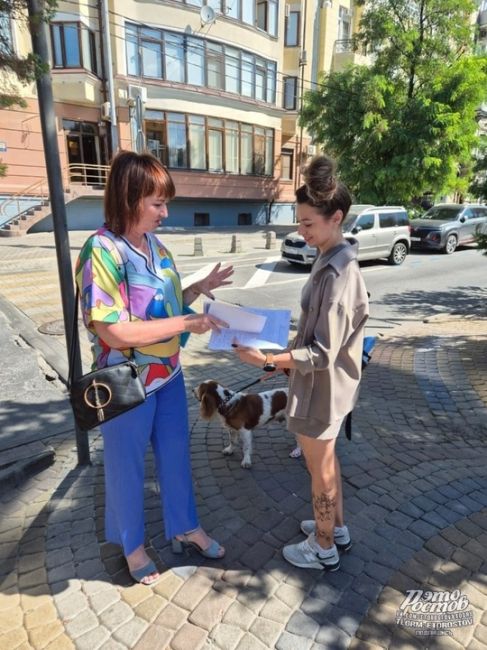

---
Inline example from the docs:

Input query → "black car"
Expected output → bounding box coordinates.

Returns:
[410,204,487,254]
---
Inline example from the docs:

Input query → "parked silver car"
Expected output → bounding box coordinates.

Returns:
[410,204,487,254]
[281,205,411,266]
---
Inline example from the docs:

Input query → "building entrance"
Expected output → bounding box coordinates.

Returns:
[63,120,104,184]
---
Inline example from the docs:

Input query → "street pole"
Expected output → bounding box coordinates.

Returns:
[27,0,90,465]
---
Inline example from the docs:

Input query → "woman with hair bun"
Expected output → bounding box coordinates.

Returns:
[234,155,369,571]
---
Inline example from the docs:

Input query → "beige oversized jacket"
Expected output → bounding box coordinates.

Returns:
[286,240,369,436]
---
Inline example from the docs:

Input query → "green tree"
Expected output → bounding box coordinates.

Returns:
[300,0,487,205]
[0,0,57,176]
[470,133,487,201]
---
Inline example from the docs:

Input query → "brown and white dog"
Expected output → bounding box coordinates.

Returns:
[194,380,288,468]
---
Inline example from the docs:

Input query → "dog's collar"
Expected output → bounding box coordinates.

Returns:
[217,391,239,415]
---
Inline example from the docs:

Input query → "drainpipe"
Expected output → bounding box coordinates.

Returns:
[101,0,119,154]
[295,0,309,193]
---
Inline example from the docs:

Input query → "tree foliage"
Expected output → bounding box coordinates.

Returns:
[0,1,57,175]
[470,132,487,201]
[300,0,487,205]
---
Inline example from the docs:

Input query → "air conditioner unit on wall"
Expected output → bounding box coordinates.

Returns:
[101,101,111,121]
[128,84,147,104]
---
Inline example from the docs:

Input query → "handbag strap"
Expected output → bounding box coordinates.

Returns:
[68,237,135,389]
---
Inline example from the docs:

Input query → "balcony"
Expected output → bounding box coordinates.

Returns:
[332,39,371,71]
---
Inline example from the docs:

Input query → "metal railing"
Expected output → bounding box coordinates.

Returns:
[0,163,110,224]
[334,39,354,54]
[0,178,50,220]
[67,163,111,186]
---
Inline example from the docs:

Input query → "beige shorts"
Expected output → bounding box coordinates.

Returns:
[316,417,344,441]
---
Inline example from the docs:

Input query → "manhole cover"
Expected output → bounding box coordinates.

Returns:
[38,319,66,336]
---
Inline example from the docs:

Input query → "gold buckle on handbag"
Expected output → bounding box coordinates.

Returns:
[83,380,112,422]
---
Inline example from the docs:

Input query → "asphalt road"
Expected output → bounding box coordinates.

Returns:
[177,244,487,338]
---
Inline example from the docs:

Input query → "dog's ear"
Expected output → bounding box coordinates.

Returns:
[200,392,217,419]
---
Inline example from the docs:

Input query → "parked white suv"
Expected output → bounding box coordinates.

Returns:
[281,205,411,266]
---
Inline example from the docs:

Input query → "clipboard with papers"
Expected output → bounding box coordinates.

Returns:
[204,301,291,351]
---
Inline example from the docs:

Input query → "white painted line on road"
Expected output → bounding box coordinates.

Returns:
[360,266,390,273]
[243,256,281,289]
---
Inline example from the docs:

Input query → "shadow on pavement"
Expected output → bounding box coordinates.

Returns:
[379,286,487,318]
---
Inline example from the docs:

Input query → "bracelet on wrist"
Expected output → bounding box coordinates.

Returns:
[263,352,276,372]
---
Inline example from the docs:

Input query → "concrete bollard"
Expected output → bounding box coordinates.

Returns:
[194,236,204,256]
[230,234,242,253]
[265,231,276,249]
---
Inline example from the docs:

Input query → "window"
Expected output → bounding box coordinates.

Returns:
[225,47,240,94]
[225,121,239,173]
[266,62,276,103]
[186,37,205,85]
[281,149,293,180]
[165,33,184,82]
[0,13,12,55]
[226,0,240,19]
[125,24,277,104]
[394,211,409,226]
[254,127,265,175]
[208,118,224,172]
[189,115,206,169]
[240,124,253,174]
[167,113,188,168]
[338,6,351,41]
[241,53,254,97]
[194,213,210,226]
[283,76,297,110]
[255,57,266,101]
[356,214,374,230]
[238,213,252,225]
[126,24,139,75]
[207,42,224,89]
[257,1,278,37]
[51,23,97,74]
[144,111,273,176]
[378,213,396,228]
[265,129,274,176]
[141,30,162,78]
[242,1,255,26]
[285,11,300,46]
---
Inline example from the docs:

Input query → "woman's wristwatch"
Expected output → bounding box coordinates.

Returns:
[262,353,277,372]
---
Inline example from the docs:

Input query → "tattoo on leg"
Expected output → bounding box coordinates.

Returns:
[313,492,336,522]
[313,492,336,547]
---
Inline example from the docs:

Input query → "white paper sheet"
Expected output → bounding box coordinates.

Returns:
[206,301,266,333]
[204,302,291,351]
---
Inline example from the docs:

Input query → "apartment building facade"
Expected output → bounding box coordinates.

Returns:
[0,0,364,230]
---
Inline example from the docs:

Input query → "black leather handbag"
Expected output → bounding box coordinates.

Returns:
[68,256,146,431]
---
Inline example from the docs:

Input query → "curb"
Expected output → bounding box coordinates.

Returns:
[0,447,55,491]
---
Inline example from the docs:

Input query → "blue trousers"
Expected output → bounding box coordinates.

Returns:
[100,371,199,556]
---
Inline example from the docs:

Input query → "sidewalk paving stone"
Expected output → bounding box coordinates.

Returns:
[1,232,487,648]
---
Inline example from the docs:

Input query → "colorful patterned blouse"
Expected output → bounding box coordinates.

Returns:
[75,227,183,394]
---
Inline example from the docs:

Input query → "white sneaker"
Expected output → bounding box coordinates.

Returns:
[282,534,340,571]
[300,521,352,552]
